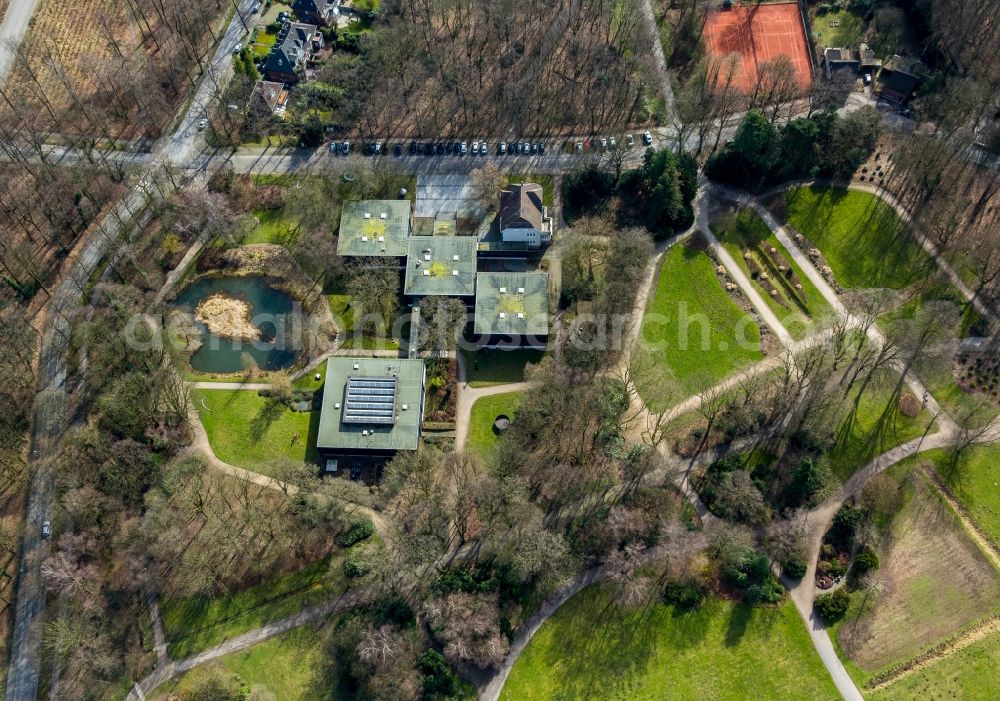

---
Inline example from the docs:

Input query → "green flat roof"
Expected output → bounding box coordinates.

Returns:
[474,272,549,337]
[316,357,425,452]
[404,237,478,297]
[337,200,411,257]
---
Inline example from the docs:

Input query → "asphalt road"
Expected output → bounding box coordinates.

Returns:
[0,0,41,84]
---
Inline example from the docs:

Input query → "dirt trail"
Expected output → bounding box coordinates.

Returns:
[923,466,1000,571]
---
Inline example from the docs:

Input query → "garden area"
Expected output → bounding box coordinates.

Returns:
[631,242,764,411]
[826,467,1000,685]
[501,585,839,700]
[467,392,523,455]
[713,209,835,341]
[191,387,319,473]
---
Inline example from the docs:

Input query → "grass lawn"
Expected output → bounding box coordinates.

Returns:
[782,186,936,290]
[811,9,865,48]
[713,210,835,341]
[153,625,350,701]
[243,207,300,246]
[632,243,764,412]
[191,388,319,473]
[827,383,936,481]
[832,468,1000,680]
[467,392,523,455]
[161,557,346,659]
[868,626,1000,701]
[501,586,839,701]
[327,290,404,351]
[460,347,544,388]
[923,444,1000,549]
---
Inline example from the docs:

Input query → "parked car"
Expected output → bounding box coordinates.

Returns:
[863,73,872,86]
[41,521,51,539]
[436,142,445,155]
[498,142,507,155]
[460,141,468,155]
[328,142,339,154]
[642,130,653,145]
[575,141,583,153]
[232,42,242,54]
[342,141,350,154]
[251,2,261,13]
[514,142,522,154]
[373,142,382,155]
[609,136,617,148]
[626,134,635,147]
[425,142,435,155]
[537,142,545,154]
[480,140,488,154]
[394,143,403,157]
[196,118,207,131]
[277,11,289,23]
[471,141,479,155]
[600,137,608,150]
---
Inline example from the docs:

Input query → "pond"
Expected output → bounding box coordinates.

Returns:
[173,276,300,374]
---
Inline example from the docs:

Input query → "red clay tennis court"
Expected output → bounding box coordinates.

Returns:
[703,2,813,92]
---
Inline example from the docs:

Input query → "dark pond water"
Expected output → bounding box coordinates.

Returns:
[173,276,300,373]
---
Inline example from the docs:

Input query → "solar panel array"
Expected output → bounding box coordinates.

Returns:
[342,376,398,425]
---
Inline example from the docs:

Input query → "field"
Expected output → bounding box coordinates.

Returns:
[713,210,835,341]
[191,388,319,473]
[501,586,839,700]
[923,445,1000,549]
[5,0,229,138]
[834,469,1000,676]
[702,3,813,92]
[781,186,934,290]
[467,392,523,455]
[153,625,350,700]
[460,348,544,388]
[632,243,764,411]
[161,557,346,658]
[868,625,1000,701]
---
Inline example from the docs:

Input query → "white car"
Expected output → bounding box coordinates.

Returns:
[480,140,488,154]
[460,141,468,155]
[609,136,617,148]
[251,2,261,12]
[41,521,51,538]
[600,138,608,150]
[642,130,653,145]
[575,142,583,153]
[498,142,507,155]
[626,134,635,147]
[471,141,479,155]
[233,42,242,54]
[196,118,207,131]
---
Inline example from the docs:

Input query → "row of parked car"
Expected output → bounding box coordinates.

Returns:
[326,131,655,157]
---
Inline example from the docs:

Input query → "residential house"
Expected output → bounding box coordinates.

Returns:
[248,79,289,117]
[496,183,552,249]
[263,21,322,84]
[857,43,881,79]
[877,55,925,104]
[291,0,338,27]
[823,47,858,80]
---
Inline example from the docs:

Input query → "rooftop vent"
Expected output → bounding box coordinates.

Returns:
[517,287,525,294]
[378,235,385,242]
[401,404,408,410]
[499,287,507,293]
[499,312,506,319]
[361,235,368,242]
[380,212,387,219]
[517,312,525,319]
[364,212,371,219]
[452,254,460,261]
[452,270,459,276]
[353,363,360,370]
[424,254,431,261]
[334,402,341,409]
[423,269,430,276]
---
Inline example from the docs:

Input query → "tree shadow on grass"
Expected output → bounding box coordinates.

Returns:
[249,399,286,444]
[723,601,752,647]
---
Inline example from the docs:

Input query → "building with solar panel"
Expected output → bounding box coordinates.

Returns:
[315,357,426,470]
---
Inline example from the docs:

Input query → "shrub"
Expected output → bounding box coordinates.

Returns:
[827,559,847,578]
[899,392,921,418]
[815,588,850,623]
[852,548,879,576]
[663,580,706,610]
[784,559,807,579]
[417,649,457,698]
[744,576,783,604]
[343,554,370,578]
[338,518,375,548]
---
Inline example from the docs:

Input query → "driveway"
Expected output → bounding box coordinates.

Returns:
[0,0,42,86]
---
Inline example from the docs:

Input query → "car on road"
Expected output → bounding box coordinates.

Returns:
[233,43,242,54]
[41,521,50,539]
[498,142,507,155]
[394,143,403,157]
[251,2,261,12]
[196,118,207,131]
[642,130,653,145]
[626,134,635,147]
[460,141,468,155]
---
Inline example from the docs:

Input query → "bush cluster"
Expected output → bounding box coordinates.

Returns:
[338,518,375,548]
[815,588,850,623]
